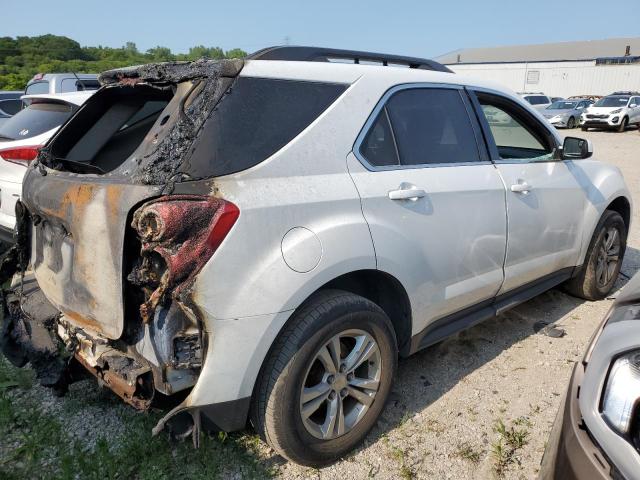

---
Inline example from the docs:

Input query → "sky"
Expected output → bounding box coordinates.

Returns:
[3,0,639,58]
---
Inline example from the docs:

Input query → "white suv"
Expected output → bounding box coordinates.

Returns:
[581,92,640,132]
[0,47,632,466]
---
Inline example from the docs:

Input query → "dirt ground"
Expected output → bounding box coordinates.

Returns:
[1,128,639,479]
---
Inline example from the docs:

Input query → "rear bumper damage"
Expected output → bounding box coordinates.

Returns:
[0,268,253,438]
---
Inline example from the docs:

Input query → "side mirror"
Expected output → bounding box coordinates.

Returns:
[562,137,593,160]
[576,105,584,110]
[630,104,638,108]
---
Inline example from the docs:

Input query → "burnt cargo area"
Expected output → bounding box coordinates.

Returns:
[43,85,172,175]
[37,59,244,186]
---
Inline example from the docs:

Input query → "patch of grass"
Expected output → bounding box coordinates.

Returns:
[0,357,275,479]
[491,419,530,477]
[424,418,445,434]
[398,410,412,427]
[387,446,414,479]
[399,464,415,479]
[456,442,482,464]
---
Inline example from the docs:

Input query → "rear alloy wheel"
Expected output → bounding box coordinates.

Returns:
[300,329,382,440]
[564,210,626,300]
[567,116,575,129]
[251,290,397,466]
[618,117,629,133]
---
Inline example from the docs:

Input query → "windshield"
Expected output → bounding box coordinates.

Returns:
[594,96,629,107]
[0,102,73,141]
[547,101,578,110]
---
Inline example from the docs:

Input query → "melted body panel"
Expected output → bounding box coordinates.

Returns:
[25,175,160,338]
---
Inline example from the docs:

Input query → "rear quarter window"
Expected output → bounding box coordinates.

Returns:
[185,77,347,178]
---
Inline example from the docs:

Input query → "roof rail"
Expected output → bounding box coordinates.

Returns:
[247,46,453,73]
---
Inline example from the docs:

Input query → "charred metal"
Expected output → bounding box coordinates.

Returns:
[100,59,243,186]
[1,59,247,446]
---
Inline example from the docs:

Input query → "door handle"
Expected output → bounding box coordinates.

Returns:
[510,181,532,194]
[388,187,426,201]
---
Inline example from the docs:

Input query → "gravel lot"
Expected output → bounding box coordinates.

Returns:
[1,127,639,479]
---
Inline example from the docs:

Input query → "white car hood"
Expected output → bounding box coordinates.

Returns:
[586,106,625,115]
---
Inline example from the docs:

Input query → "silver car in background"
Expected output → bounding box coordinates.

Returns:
[542,99,594,129]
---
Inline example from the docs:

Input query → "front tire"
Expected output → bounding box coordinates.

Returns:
[617,117,629,133]
[251,290,398,466]
[581,126,589,131]
[564,210,626,300]
[567,116,575,129]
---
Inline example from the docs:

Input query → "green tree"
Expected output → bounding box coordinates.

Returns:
[0,35,249,91]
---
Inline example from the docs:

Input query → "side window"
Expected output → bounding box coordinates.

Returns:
[476,93,554,161]
[632,97,640,107]
[383,88,481,166]
[359,108,399,167]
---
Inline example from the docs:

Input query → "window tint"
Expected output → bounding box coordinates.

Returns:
[187,77,347,178]
[359,108,399,166]
[0,102,73,140]
[60,78,100,92]
[478,97,552,161]
[384,88,480,166]
[25,81,49,95]
[527,96,547,105]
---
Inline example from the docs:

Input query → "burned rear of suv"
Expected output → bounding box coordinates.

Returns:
[0,59,247,439]
[0,54,350,443]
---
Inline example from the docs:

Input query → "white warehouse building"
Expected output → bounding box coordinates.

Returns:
[435,37,640,98]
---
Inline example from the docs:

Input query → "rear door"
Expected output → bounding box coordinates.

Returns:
[347,84,507,335]
[469,89,587,293]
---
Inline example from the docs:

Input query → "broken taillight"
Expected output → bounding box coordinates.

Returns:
[130,195,239,322]
[0,146,42,166]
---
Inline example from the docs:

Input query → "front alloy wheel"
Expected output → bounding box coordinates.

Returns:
[300,329,381,440]
[564,209,626,300]
[595,227,621,289]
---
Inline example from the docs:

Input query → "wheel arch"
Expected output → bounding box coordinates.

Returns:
[253,269,413,393]
[607,196,631,231]
[319,269,413,357]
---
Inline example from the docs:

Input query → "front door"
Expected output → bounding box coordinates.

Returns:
[347,85,507,336]
[470,89,587,293]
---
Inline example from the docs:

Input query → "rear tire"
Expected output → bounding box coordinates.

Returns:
[564,210,626,300]
[251,290,397,466]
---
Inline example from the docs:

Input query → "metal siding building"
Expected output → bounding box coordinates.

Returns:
[435,38,640,97]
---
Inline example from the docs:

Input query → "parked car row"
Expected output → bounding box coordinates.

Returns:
[518,90,640,132]
[0,47,635,476]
